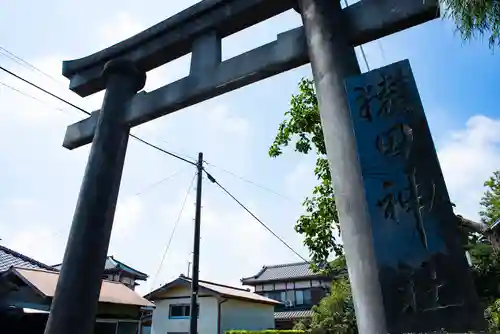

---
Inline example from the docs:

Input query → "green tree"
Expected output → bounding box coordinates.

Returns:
[269,78,341,270]
[269,77,500,269]
[485,298,500,333]
[442,0,500,48]
[294,278,357,334]
[480,171,500,225]
[468,242,500,304]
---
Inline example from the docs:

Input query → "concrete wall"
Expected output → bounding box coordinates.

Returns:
[151,286,218,334]
[220,299,275,333]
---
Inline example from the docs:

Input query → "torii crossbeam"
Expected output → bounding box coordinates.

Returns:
[62,0,439,149]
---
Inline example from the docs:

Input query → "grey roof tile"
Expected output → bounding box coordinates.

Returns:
[0,245,56,273]
[275,309,313,320]
[241,262,322,284]
[53,255,148,280]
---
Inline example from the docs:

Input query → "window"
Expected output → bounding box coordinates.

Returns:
[303,289,312,305]
[296,290,304,305]
[121,276,132,285]
[286,290,295,304]
[94,322,116,334]
[267,291,286,302]
[168,304,199,319]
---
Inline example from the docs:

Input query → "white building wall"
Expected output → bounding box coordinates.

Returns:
[220,299,275,333]
[151,295,218,334]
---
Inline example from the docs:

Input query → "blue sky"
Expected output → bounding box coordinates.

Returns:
[1,1,499,295]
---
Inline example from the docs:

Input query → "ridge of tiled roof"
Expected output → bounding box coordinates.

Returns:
[146,274,281,305]
[0,244,58,273]
[241,261,329,284]
[275,309,313,320]
[179,274,251,292]
[105,256,149,279]
[53,255,149,280]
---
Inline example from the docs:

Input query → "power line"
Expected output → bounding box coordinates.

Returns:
[1,56,298,207]
[133,168,187,196]
[150,171,197,292]
[0,54,295,192]
[204,169,309,263]
[342,0,370,71]
[130,135,195,166]
[0,81,72,116]
[0,65,91,116]
[0,64,196,166]
[204,160,296,202]
[0,46,63,84]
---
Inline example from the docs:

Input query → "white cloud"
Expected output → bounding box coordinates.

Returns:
[207,105,251,137]
[111,196,144,241]
[285,161,316,199]
[96,12,144,50]
[0,55,79,127]
[4,223,65,266]
[438,115,500,220]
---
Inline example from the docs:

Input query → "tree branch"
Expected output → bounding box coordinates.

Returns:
[457,214,500,250]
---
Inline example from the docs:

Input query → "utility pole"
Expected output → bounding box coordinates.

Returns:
[189,152,203,334]
[187,261,191,278]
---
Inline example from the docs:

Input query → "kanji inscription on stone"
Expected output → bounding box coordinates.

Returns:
[345,60,484,333]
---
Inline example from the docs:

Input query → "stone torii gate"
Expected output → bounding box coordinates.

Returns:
[43,0,483,333]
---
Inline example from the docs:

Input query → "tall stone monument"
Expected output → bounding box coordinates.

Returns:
[345,59,485,332]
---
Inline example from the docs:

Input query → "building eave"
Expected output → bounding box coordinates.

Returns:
[241,274,331,285]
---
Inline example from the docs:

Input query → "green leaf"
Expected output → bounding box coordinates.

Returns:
[442,0,500,48]
[269,78,341,274]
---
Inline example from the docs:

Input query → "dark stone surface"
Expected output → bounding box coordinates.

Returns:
[298,0,386,332]
[62,0,439,97]
[44,60,146,334]
[345,59,485,333]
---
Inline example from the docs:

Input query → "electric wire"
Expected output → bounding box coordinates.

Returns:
[1,63,287,201]
[1,50,314,265]
[0,64,197,166]
[149,171,197,292]
[130,135,196,166]
[0,46,64,84]
[203,160,296,202]
[0,65,91,116]
[342,0,370,71]
[1,47,197,165]
[0,81,72,116]
[133,168,187,196]
[204,169,310,263]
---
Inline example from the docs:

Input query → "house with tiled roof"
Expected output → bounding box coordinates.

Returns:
[0,244,153,334]
[241,262,333,329]
[0,244,57,273]
[145,274,280,334]
[53,255,148,290]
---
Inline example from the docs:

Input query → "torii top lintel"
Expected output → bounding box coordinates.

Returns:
[63,0,296,97]
[62,0,439,98]
[62,0,439,150]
